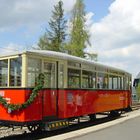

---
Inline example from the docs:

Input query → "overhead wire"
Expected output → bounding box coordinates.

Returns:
[0,46,19,52]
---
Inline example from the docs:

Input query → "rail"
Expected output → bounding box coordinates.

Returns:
[132,102,140,110]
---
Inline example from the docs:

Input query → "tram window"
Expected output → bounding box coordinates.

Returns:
[10,57,22,86]
[97,73,108,89]
[27,58,41,87]
[113,76,118,89]
[93,73,96,88]
[125,76,129,90]
[59,64,64,88]
[68,69,80,88]
[0,60,8,87]
[109,76,113,89]
[68,61,81,68]
[133,79,139,87]
[82,70,96,88]
[121,77,124,89]
[118,76,124,89]
[118,77,121,89]
[43,62,56,88]
[109,75,119,89]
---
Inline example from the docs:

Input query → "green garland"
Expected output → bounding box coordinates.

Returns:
[0,73,44,113]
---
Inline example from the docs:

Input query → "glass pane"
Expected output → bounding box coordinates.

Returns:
[0,60,8,86]
[92,73,96,88]
[113,77,118,89]
[59,64,64,88]
[10,57,22,86]
[68,69,80,88]
[27,72,38,87]
[125,76,129,90]
[133,79,139,87]
[44,62,55,88]
[121,77,124,89]
[118,77,121,89]
[27,58,41,87]
[82,70,96,88]
[28,58,41,72]
[68,61,81,68]
[109,77,113,89]
[97,73,108,89]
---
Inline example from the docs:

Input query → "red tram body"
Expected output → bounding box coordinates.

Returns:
[0,50,132,131]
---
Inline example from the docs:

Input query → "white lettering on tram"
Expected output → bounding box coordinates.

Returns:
[0,91,11,103]
[119,96,125,101]
[67,93,73,104]
[0,91,5,96]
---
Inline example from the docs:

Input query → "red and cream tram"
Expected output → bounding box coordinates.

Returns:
[0,50,132,131]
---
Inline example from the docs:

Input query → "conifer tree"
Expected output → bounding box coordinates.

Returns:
[38,33,49,50]
[66,0,90,58]
[38,0,67,52]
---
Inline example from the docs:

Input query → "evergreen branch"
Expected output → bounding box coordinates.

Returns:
[0,73,44,113]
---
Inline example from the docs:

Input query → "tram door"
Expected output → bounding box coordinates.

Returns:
[42,61,57,118]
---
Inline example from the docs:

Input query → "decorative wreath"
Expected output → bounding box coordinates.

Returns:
[0,73,44,113]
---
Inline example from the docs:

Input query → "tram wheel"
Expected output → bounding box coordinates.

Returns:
[89,114,96,121]
[109,110,122,117]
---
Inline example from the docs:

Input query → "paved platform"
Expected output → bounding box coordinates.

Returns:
[42,110,140,140]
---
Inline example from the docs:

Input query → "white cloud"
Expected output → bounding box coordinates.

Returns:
[0,43,24,55]
[0,0,76,31]
[88,0,140,78]
[0,0,76,54]
[85,12,94,27]
[1,0,140,79]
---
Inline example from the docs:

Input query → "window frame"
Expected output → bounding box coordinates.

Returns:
[27,57,42,87]
[97,72,108,89]
[68,68,81,88]
[9,57,22,87]
[0,56,23,88]
[82,70,96,89]
[43,60,56,88]
[0,59,8,87]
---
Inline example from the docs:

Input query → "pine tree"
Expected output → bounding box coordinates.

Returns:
[38,0,67,52]
[66,0,90,58]
[38,33,50,50]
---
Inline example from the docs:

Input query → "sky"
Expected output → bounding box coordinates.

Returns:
[0,0,140,79]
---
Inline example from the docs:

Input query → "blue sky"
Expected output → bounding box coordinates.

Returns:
[0,0,114,49]
[85,0,114,22]
[0,0,140,78]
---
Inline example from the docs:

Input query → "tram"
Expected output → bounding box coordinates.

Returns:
[0,50,132,131]
[133,72,140,101]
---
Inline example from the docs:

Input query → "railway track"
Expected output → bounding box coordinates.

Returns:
[0,105,140,139]
[0,126,29,139]
[0,114,130,140]
[132,102,140,110]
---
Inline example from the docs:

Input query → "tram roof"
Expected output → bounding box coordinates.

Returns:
[136,72,140,79]
[0,50,131,75]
